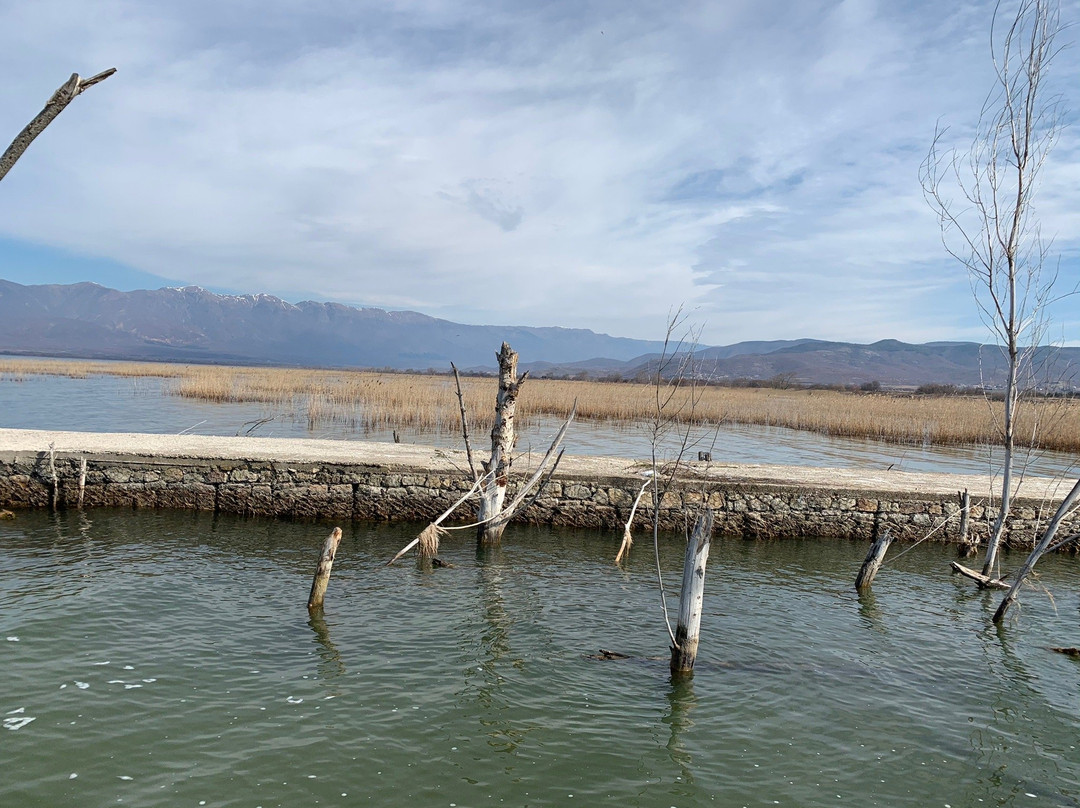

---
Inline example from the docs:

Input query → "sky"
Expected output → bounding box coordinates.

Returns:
[0,0,1078,347]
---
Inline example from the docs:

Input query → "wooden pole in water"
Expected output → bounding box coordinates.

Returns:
[48,442,59,510]
[307,527,343,611]
[956,489,972,557]
[77,457,87,509]
[855,530,893,591]
[670,510,714,675]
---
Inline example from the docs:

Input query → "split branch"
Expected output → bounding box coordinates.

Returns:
[1,69,116,183]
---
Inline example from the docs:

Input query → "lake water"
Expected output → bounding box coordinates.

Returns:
[1,372,1078,478]
[3,510,1080,806]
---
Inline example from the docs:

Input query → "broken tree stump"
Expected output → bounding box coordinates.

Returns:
[477,342,527,546]
[855,530,893,591]
[307,527,343,610]
[670,510,714,675]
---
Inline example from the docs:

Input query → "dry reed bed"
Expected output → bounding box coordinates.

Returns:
[2,358,1078,453]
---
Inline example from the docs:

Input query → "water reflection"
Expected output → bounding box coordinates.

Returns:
[856,589,886,633]
[306,610,346,682]
[470,546,527,754]
[663,675,697,783]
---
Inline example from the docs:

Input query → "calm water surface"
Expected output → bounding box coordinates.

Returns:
[3,510,1080,807]
[1,372,1077,477]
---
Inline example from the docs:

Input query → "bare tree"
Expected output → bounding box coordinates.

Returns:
[640,310,719,673]
[921,0,1068,581]
[1,69,116,183]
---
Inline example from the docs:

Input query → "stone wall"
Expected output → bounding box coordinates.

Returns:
[1,446,1074,546]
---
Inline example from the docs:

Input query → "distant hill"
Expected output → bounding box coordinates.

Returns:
[611,339,1080,390]
[0,280,1077,389]
[0,280,666,370]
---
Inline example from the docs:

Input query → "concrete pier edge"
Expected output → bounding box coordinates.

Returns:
[1,428,1075,544]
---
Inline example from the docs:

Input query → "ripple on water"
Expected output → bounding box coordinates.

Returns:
[1,511,1079,807]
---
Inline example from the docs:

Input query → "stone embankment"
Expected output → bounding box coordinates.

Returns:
[0,428,1076,545]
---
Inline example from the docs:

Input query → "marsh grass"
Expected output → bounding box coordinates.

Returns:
[2,357,1078,453]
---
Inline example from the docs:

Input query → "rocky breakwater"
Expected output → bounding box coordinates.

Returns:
[0,428,1075,545]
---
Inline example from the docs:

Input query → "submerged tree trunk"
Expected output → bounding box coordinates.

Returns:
[307,527,343,611]
[983,338,1018,578]
[855,531,893,591]
[477,343,526,546]
[994,477,1080,623]
[670,510,714,675]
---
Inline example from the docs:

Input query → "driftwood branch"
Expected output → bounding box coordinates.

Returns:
[447,404,576,533]
[0,69,116,183]
[615,479,652,565]
[950,561,1011,589]
[385,471,493,565]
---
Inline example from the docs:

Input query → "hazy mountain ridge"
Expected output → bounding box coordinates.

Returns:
[0,280,667,369]
[1,280,1077,388]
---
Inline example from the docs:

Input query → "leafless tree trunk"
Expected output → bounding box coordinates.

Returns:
[921,0,1068,582]
[993,477,1080,623]
[477,342,527,546]
[855,531,894,592]
[1,69,116,183]
[670,509,714,675]
[307,527,343,611]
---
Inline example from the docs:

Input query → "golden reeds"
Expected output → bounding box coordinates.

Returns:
[1,357,1078,453]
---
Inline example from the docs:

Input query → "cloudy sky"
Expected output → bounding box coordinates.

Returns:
[0,0,1078,346]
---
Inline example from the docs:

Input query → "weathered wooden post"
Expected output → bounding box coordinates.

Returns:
[477,343,527,546]
[855,530,893,591]
[48,443,59,510]
[956,489,973,557]
[77,457,87,509]
[307,527,343,611]
[670,510,714,675]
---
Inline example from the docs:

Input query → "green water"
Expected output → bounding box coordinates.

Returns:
[2,510,1079,807]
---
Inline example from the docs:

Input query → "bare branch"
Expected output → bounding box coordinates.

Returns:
[450,362,478,482]
[1,69,117,183]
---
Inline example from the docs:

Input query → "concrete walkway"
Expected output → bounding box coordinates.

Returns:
[1,427,1073,502]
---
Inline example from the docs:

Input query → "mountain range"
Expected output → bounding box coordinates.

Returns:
[1,280,1078,389]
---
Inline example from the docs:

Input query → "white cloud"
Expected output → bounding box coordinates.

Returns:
[0,0,1077,346]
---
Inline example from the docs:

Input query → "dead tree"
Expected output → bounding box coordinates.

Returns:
[670,510,714,675]
[476,342,528,546]
[921,0,1068,583]
[1,69,116,183]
